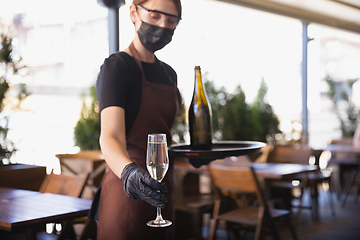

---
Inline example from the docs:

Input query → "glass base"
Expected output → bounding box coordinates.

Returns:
[146,219,172,228]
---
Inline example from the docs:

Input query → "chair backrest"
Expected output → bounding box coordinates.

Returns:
[209,161,265,207]
[55,151,104,161]
[55,151,106,199]
[251,144,274,163]
[330,137,353,145]
[39,170,89,198]
[329,137,358,159]
[267,144,313,165]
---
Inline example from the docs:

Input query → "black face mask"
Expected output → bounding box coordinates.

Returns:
[137,21,175,52]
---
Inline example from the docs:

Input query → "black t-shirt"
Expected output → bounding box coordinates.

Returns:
[96,52,178,135]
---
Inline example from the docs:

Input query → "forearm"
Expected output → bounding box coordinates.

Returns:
[100,134,132,179]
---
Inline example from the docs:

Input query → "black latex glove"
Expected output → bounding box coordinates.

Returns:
[121,162,168,208]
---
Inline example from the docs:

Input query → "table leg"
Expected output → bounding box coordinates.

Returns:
[26,228,37,240]
[341,169,357,207]
[330,164,343,200]
[310,183,319,221]
[354,168,360,204]
[327,178,336,216]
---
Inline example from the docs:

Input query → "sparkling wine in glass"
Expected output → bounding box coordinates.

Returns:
[146,133,172,227]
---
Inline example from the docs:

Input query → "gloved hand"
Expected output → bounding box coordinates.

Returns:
[121,162,168,208]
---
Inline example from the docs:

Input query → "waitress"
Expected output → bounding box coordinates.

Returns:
[95,0,182,239]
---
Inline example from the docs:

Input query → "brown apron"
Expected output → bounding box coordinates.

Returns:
[97,43,180,240]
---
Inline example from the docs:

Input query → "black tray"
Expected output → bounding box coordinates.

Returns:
[169,141,266,160]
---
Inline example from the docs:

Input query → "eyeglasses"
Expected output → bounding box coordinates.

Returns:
[137,5,181,29]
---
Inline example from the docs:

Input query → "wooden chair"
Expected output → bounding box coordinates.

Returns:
[267,144,336,223]
[175,168,214,240]
[55,151,105,239]
[328,138,360,206]
[39,170,91,240]
[266,144,312,165]
[55,150,106,199]
[266,144,315,223]
[249,144,274,164]
[309,149,336,215]
[39,170,89,197]
[208,160,297,240]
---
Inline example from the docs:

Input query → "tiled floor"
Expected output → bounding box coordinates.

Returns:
[204,189,360,240]
[283,191,360,240]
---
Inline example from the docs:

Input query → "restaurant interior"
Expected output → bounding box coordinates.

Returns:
[1,0,360,239]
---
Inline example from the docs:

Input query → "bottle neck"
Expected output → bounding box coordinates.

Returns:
[194,69,206,101]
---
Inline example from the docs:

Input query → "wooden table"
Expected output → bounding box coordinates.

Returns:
[323,144,360,155]
[319,144,360,205]
[313,144,360,166]
[0,164,46,191]
[174,160,318,179]
[0,187,92,240]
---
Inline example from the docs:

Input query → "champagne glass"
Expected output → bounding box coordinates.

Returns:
[146,133,172,227]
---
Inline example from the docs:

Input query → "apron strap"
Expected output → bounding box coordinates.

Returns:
[129,42,146,82]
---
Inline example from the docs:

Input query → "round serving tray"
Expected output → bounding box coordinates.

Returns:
[169,141,266,160]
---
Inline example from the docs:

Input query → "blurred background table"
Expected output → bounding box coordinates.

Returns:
[0,187,92,240]
[321,144,360,206]
[0,164,46,191]
[174,160,317,179]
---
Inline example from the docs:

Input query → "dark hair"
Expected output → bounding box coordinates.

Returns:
[133,0,182,18]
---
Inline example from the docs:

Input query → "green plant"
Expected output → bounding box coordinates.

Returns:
[74,85,101,150]
[324,75,360,137]
[172,94,187,143]
[172,73,281,143]
[250,78,281,142]
[0,33,28,166]
[210,79,280,142]
[220,85,254,140]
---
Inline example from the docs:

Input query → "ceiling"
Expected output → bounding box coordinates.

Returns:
[215,0,360,34]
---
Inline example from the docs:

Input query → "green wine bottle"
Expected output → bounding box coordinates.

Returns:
[188,66,212,150]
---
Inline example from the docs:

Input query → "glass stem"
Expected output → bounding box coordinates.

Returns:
[155,207,164,222]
